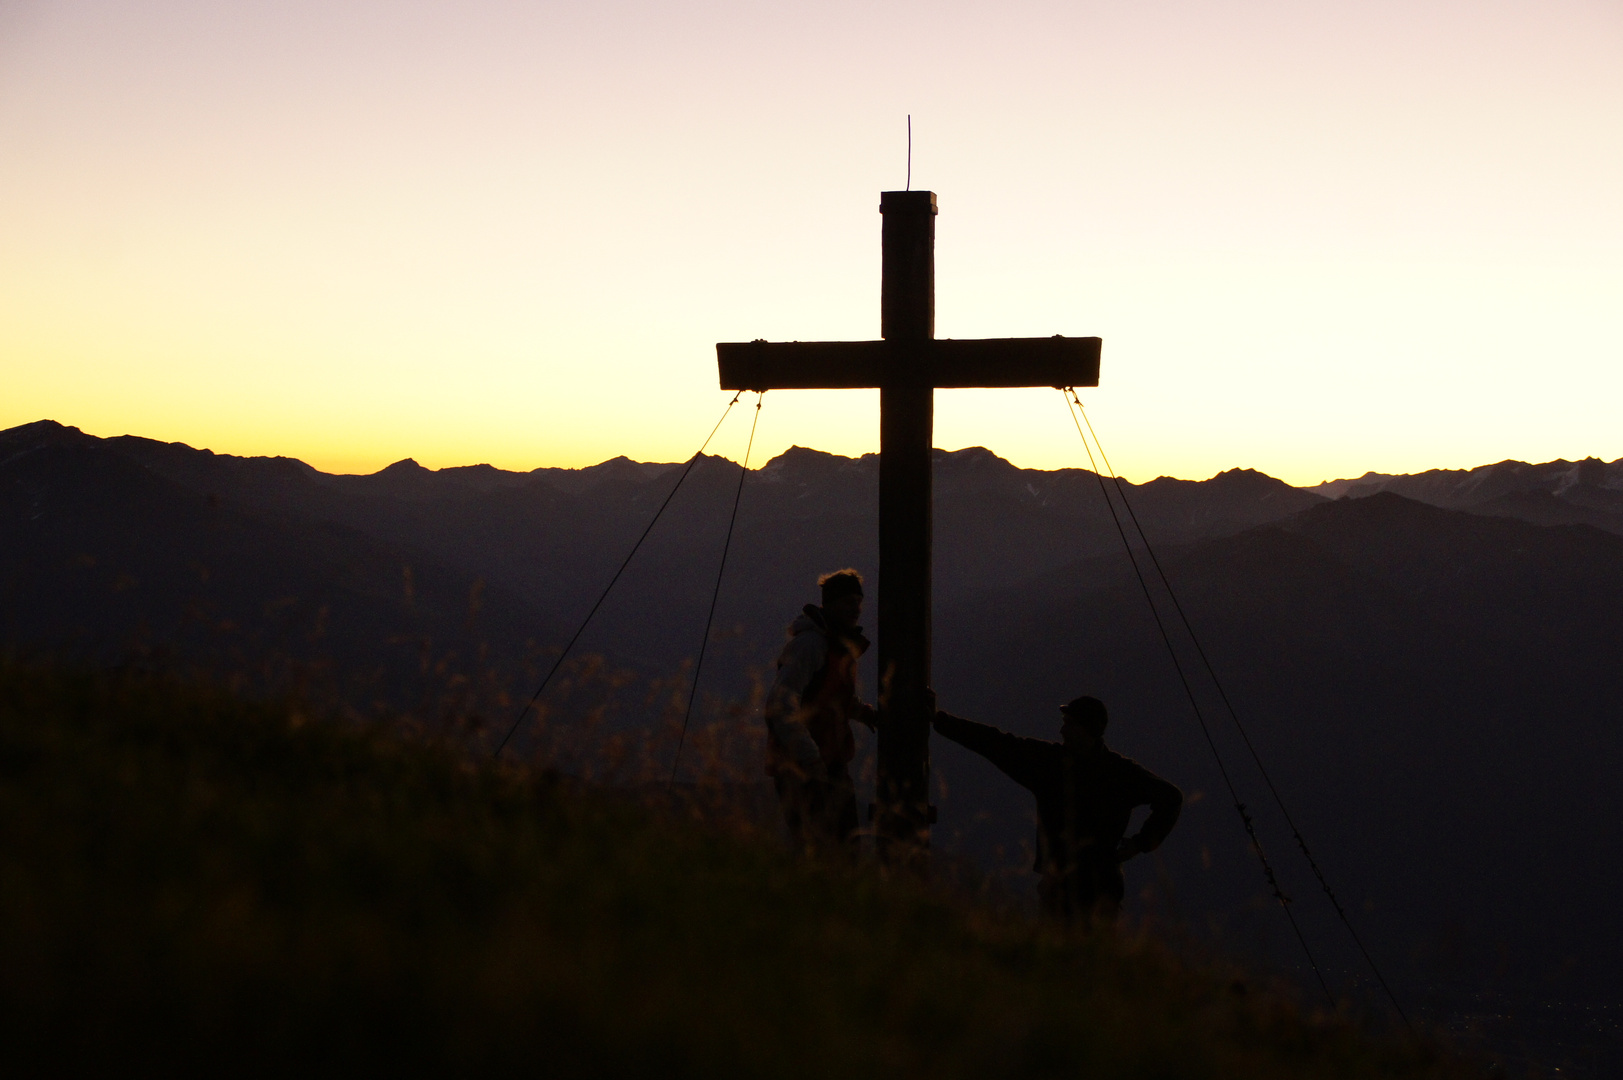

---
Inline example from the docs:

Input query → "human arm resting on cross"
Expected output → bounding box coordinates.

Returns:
[932,711,1046,792]
[1114,765,1183,863]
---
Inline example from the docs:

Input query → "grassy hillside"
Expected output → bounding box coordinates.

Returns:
[0,660,1468,1077]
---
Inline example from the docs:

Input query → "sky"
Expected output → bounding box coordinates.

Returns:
[1,0,1619,485]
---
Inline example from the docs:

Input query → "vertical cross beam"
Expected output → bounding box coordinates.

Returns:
[875,190,937,861]
[715,190,1100,863]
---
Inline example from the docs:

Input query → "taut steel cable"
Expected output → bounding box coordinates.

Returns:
[1067,389,1410,1027]
[669,392,765,785]
[1060,389,1334,1007]
[494,391,747,759]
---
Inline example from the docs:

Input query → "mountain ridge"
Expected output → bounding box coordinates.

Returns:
[6,417,1623,1065]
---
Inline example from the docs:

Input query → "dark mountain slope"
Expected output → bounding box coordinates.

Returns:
[1,421,1326,714]
[934,493,1623,994]
[7,419,1622,1060]
[1312,456,1623,536]
[0,423,553,705]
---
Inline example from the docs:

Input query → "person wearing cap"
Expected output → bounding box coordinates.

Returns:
[933,696,1181,924]
[762,569,879,853]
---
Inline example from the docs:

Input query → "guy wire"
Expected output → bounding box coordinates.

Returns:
[670,392,764,786]
[1067,389,1410,1027]
[1060,389,1333,1007]
[494,391,746,758]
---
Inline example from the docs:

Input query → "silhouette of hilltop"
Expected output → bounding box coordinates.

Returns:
[6,419,1623,1069]
[939,489,1623,1008]
[0,658,1468,1077]
[0,422,1327,673]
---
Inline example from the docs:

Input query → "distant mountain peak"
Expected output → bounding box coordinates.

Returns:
[375,458,427,475]
[0,419,100,465]
[757,446,878,485]
[1303,455,1623,535]
[761,445,849,468]
[9,419,76,437]
[577,455,682,477]
[0,419,87,446]
[935,446,1017,474]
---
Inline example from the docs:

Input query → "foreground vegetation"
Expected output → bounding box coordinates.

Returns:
[0,660,1469,1077]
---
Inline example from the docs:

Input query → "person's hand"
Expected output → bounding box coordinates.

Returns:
[856,703,879,731]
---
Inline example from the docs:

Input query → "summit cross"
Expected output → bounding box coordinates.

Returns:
[716,190,1100,861]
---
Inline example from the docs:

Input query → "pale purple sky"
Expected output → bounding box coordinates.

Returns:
[3,0,1619,482]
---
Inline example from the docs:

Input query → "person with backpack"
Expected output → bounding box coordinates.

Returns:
[763,569,878,853]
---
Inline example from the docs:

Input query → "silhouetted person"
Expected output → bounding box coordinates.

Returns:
[933,697,1181,925]
[763,569,878,854]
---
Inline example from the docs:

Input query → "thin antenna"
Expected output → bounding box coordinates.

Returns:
[906,115,912,190]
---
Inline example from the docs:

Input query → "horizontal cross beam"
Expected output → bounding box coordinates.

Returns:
[716,336,1100,391]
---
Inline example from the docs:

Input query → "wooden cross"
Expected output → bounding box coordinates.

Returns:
[717,190,1100,860]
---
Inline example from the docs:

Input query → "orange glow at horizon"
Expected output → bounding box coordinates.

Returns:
[3,0,1620,488]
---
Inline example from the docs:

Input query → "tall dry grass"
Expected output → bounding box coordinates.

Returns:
[0,654,1486,1077]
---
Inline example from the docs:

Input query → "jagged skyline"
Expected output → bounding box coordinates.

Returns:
[9,416,1622,499]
